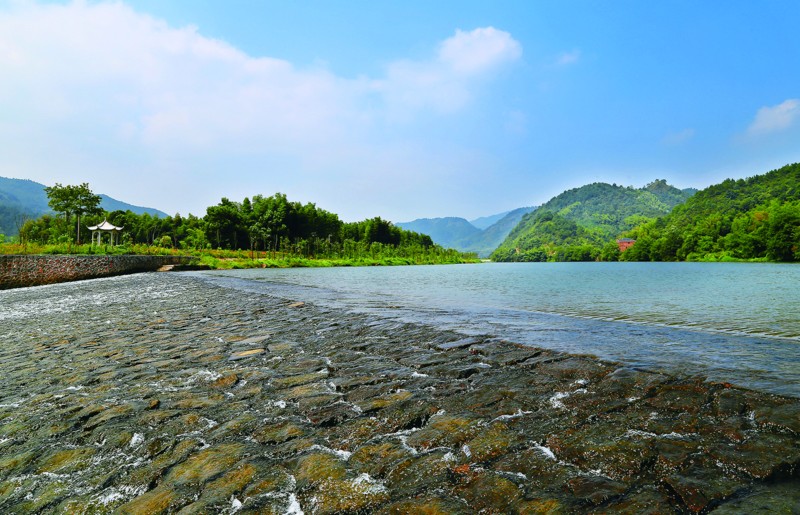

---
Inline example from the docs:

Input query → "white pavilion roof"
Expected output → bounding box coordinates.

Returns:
[87,219,123,231]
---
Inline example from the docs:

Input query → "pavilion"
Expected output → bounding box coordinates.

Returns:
[88,219,124,246]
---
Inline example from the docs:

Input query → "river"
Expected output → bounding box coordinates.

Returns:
[199,261,800,397]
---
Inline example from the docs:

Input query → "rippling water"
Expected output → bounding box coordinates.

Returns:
[199,262,800,397]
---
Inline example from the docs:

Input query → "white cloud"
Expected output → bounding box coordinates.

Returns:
[746,99,800,136]
[556,49,581,66]
[438,27,522,75]
[662,128,695,145]
[379,27,522,115]
[0,2,522,218]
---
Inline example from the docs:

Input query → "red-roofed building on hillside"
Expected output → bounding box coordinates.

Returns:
[616,238,636,252]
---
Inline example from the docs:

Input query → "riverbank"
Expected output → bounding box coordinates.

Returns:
[0,254,190,289]
[0,273,798,513]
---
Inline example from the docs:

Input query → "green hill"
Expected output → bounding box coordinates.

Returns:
[621,163,800,262]
[0,176,168,236]
[492,180,695,262]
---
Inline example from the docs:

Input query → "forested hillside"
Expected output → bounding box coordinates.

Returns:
[0,176,166,237]
[621,163,800,262]
[492,180,695,262]
[0,177,51,237]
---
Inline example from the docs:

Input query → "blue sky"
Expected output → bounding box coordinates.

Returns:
[1,1,798,222]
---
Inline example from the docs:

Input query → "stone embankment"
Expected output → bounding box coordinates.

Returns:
[0,273,798,513]
[0,254,190,289]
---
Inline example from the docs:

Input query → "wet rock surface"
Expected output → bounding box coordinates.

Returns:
[1,273,799,514]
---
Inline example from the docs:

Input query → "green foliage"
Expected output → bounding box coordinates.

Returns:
[43,183,102,243]
[620,163,800,262]
[14,191,475,266]
[493,180,693,262]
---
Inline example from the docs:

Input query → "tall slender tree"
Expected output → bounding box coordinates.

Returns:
[44,183,102,243]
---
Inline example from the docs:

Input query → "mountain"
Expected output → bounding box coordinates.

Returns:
[492,180,695,261]
[0,176,168,236]
[398,206,535,257]
[97,194,167,217]
[621,162,800,262]
[470,210,514,230]
[395,217,480,249]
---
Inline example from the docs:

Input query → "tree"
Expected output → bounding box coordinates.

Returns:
[44,183,102,243]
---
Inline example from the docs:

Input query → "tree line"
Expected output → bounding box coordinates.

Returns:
[619,163,800,262]
[17,186,475,263]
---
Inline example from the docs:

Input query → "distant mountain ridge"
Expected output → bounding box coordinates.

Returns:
[398,206,535,257]
[492,180,696,261]
[469,210,516,230]
[0,176,168,236]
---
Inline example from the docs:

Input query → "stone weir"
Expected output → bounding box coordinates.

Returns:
[0,273,798,514]
[0,254,190,289]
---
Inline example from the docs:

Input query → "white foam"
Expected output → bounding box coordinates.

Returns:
[493,409,532,422]
[285,493,304,514]
[549,391,570,409]
[534,444,557,460]
[129,433,144,448]
[309,444,352,461]
[229,495,243,513]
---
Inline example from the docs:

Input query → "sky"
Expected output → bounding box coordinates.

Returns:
[1,1,799,222]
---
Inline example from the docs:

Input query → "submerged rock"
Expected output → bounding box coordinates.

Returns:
[0,272,798,513]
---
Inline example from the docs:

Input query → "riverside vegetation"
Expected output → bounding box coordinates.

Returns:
[6,190,478,268]
[4,162,799,265]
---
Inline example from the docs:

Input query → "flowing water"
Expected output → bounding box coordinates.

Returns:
[199,262,800,397]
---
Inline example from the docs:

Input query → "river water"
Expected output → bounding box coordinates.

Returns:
[199,262,800,397]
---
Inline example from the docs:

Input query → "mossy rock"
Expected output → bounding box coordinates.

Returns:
[253,420,306,444]
[116,484,184,514]
[36,447,96,474]
[173,396,221,410]
[384,450,453,497]
[166,443,245,486]
[280,381,332,400]
[176,463,258,513]
[375,496,473,515]
[406,414,480,450]
[355,390,414,413]
[463,422,523,463]
[302,475,390,515]
[518,498,570,514]
[272,371,329,389]
[243,466,295,497]
[209,372,239,389]
[294,453,347,487]
[493,447,574,492]
[454,470,523,512]
[349,442,412,477]
[0,449,37,479]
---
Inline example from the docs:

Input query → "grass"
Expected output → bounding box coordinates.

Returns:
[1,242,480,269]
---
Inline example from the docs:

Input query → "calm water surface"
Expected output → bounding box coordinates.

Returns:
[201,262,800,397]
